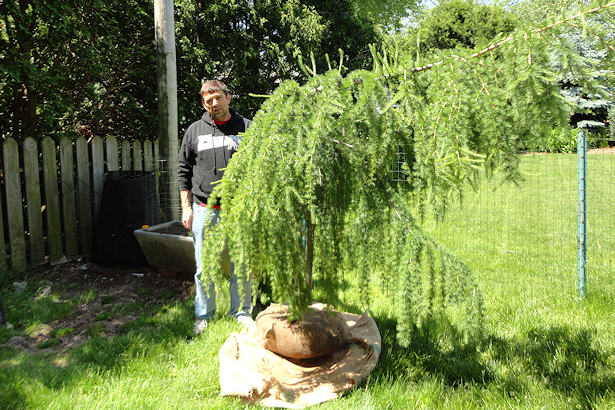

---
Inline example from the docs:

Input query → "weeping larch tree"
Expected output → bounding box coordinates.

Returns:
[201,2,615,346]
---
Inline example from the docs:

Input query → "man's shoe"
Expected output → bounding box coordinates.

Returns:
[236,314,252,327]
[193,319,208,335]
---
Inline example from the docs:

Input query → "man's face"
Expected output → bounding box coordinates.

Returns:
[202,90,231,122]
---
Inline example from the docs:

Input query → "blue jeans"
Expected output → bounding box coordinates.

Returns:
[192,203,252,320]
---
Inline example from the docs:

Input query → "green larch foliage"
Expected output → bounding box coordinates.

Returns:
[201,1,615,346]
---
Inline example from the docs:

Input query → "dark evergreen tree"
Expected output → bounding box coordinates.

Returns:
[0,0,158,140]
[0,0,382,140]
[418,0,518,52]
[174,0,381,123]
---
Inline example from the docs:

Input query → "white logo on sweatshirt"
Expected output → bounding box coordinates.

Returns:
[197,135,242,152]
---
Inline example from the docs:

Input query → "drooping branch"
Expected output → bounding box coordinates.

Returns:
[305,211,315,290]
[376,1,615,79]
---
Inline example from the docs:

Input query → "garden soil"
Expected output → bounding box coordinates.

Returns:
[3,257,193,352]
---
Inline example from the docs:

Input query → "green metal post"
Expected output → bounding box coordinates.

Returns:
[577,129,587,299]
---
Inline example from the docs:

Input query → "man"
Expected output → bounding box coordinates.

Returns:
[178,80,252,334]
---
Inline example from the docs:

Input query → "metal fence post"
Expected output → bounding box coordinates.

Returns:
[577,129,587,299]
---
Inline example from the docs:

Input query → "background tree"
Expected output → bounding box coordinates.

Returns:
[383,1,518,75]
[417,0,517,53]
[174,0,382,124]
[0,0,158,140]
[1,0,383,140]
[507,0,587,25]
[508,0,615,146]
[351,0,417,32]
[555,30,614,134]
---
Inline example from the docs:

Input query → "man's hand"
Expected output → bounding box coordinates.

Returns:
[181,190,193,230]
[182,207,193,231]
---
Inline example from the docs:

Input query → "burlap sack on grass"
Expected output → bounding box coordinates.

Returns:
[219,303,381,409]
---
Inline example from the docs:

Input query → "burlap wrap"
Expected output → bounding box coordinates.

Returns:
[219,303,381,408]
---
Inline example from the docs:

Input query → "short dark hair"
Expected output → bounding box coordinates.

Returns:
[200,80,229,99]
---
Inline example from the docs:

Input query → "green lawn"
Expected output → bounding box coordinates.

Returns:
[1,153,614,409]
[424,153,614,305]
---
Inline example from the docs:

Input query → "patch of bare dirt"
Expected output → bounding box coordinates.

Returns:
[3,257,193,353]
[148,223,191,236]
[522,147,615,155]
[588,146,615,154]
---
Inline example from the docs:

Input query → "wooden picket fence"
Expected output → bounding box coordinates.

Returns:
[0,136,160,270]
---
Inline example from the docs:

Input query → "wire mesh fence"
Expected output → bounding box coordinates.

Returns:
[414,139,614,306]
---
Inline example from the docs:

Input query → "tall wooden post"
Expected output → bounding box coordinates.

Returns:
[154,0,180,221]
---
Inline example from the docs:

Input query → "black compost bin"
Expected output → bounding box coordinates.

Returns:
[92,171,161,267]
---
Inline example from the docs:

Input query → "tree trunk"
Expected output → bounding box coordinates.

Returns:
[305,212,315,289]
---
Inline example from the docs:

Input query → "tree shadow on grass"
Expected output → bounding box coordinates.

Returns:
[371,313,492,387]
[494,325,615,410]
[0,299,197,409]
[370,313,615,409]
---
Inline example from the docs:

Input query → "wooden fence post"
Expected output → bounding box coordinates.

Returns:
[106,136,119,171]
[42,137,63,263]
[4,138,27,269]
[76,137,93,253]
[60,138,79,256]
[23,137,45,265]
[91,136,105,220]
